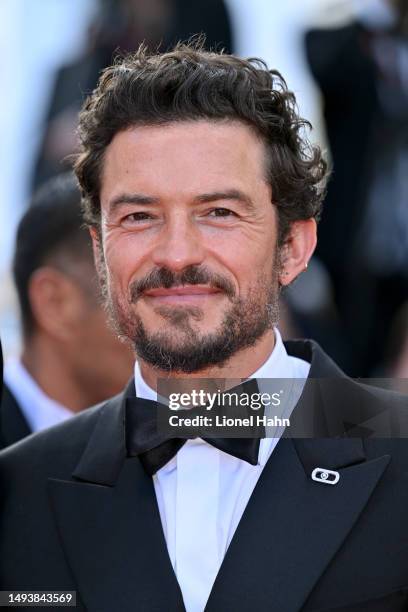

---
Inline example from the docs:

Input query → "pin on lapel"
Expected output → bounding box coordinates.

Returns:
[311,468,340,485]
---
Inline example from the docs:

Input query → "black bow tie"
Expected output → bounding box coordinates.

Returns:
[126,379,263,475]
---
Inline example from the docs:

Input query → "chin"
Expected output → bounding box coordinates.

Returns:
[146,323,216,341]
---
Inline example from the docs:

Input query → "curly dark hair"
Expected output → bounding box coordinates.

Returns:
[74,42,327,245]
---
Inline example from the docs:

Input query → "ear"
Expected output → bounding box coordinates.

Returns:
[279,219,317,286]
[28,267,87,341]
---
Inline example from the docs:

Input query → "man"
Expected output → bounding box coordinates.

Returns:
[1,44,408,612]
[0,173,133,448]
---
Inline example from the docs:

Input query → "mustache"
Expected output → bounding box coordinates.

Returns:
[129,266,236,303]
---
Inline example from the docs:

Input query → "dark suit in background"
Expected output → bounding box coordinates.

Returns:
[1,340,408,611]
[305,23,408,376]
[0,342,29,449]
[0,385,30,450]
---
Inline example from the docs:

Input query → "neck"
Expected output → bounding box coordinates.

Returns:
[138,328,276,391]
[21,335,87,413]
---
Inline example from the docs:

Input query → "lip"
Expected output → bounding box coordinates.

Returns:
[142,285,222,303]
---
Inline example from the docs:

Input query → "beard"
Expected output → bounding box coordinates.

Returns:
[101,258,281,374]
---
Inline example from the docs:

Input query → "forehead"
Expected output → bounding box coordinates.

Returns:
[100,120,269,203]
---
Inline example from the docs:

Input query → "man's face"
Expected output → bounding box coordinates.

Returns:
[96,120,281,372]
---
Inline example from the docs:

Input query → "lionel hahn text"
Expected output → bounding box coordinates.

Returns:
[168,414,290,428]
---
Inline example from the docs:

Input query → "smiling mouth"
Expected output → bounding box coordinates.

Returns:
[142,285,223,304]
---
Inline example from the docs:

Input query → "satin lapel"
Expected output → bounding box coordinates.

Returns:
[282,339,349,438]
[48,384,185,612]
[205,438,390,612]
[282,339,392,438]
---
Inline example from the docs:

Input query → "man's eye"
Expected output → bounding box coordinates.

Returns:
[208,208,236,218]
[123,212,153,223]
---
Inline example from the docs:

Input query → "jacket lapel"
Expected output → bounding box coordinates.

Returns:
[48,384,185,612]
[205,437,390,612]
[283,339,392,438]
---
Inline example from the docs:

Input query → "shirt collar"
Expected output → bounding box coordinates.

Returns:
[134,360,157,402]
[247,328,293,380]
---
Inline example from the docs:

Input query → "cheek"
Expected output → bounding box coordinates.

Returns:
[104,235,145,293]
[206,230,275,285]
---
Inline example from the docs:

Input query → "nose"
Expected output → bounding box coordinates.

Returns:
[151,212,205,272]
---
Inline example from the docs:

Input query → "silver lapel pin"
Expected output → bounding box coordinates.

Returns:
[311,467,340,485]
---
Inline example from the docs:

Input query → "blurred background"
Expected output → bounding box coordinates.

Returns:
[1,0,408,383]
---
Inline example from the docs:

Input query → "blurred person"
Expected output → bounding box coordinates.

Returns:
[306,0,408,375]
[0,173,133,449]
[384,301,408,379]
[32,0,233,189]
[364,300,408,394]
[2,43,408,612]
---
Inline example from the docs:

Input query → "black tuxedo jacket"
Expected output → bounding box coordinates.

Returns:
[1,340,408,612]
[0,384,31,450]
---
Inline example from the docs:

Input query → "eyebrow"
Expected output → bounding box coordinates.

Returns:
[108,193,160,212]
[108,188,256,213]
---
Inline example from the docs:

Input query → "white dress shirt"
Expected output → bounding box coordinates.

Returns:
[134,328,310,612]
[4,358,72,433]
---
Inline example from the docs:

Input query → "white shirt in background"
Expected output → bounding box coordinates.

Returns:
[4,357,72,433]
